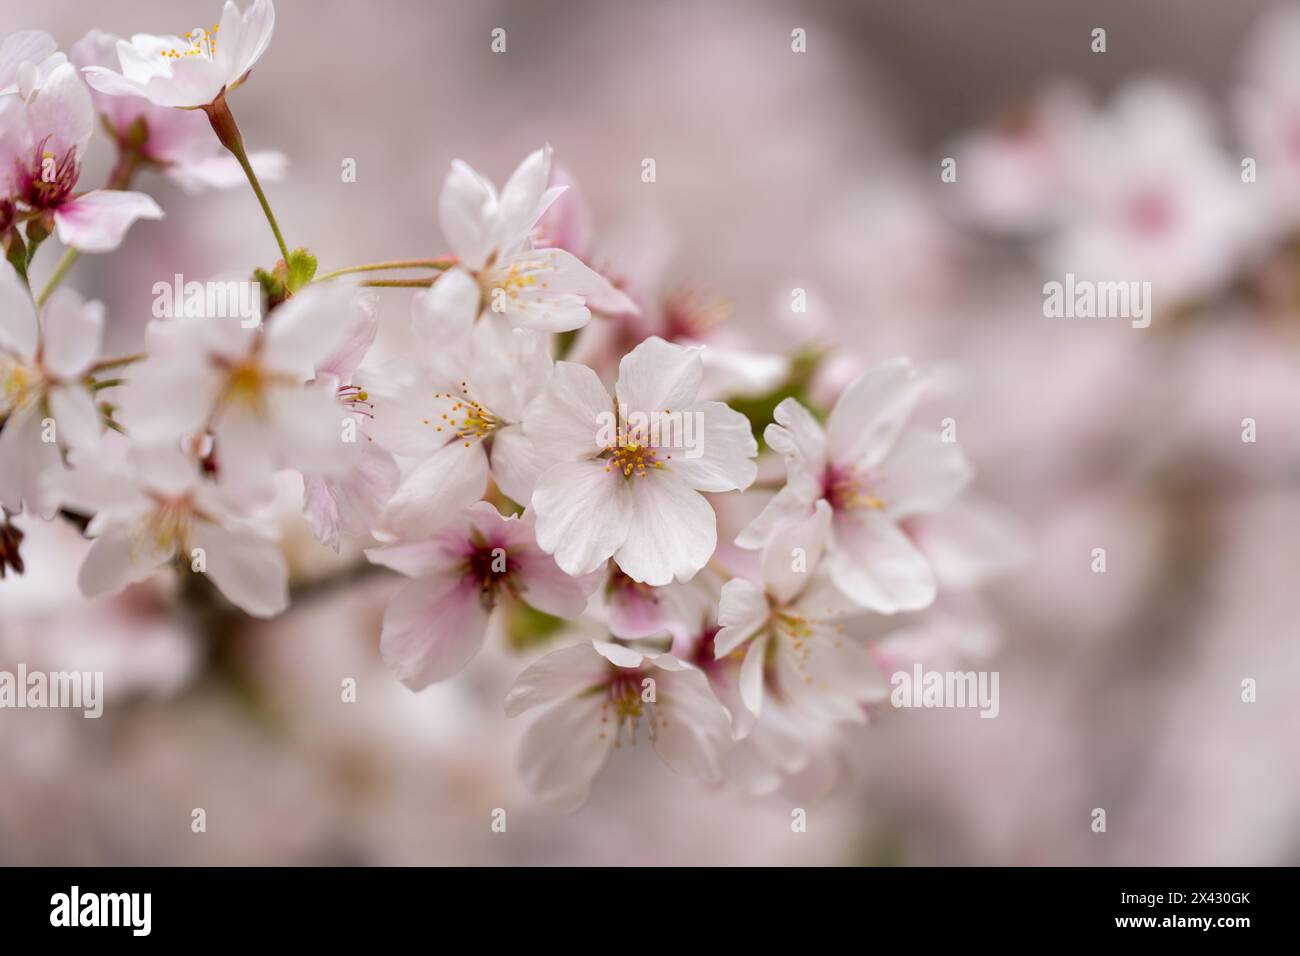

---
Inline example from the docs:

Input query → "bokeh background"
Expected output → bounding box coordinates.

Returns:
[2,0,1299,865]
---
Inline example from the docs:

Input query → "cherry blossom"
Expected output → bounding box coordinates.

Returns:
[71,29,286,193]
[0,60,162,252]
[367,502,599,689]
[80,0,276,110]
[505,639,731,812]
[737,358,972,614]
[432,145,623,333]
[52,440,288,618]
[116,281,368,495]
[300,298,398,552]
[524,336,758,585]
[355,303,553,541]
[719,501,888,726]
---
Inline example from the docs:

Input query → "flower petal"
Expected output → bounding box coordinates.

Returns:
[190,521,288,618]
[379,440,488,541]
[761,498,833,605]
[411,267,480,345]
[714,578,769,657]
[531,458,631,576]
[615,336,702,416]
[828,509,936,613]
[439,159,498,270]
[303,440,399,551]
[78,523,167,598]
[663,400,757,492]
[0,404,61,517]
[0,261,38,359]
[0,31,58,94]
[262,281,366,382]
[767,396,828,477]
[734,484,819,550]
[379,571,489,689]
[54,190,163,253]
[613,472,716,585]
[826,357,927,469]
[511,530,600,619]
[522,360,612,462]
[47,384,101,452]
[27,61,93,160]
[516,694,613,813]
[495,144,553,249]
[39,289,103,379]
[230,0,276,81]
[877,428,973,519]
[651,664,731,782]
[505,641,609,717]
[487,423,547,506]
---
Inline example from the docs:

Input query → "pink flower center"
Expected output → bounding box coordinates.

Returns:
[822,464,884,513]
[17,137,78,211]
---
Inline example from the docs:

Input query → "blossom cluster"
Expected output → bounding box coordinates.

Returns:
[0,0,1014,812]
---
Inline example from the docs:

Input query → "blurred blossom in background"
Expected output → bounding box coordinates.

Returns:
[2,0,1299,865]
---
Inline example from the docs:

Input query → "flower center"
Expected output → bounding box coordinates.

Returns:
[336,384,372,418]
[135,495,195,563]
[462,541,512,609]
[0,358,41,415]
[661,288,729,341]
[221,358,268,413]
[429,382,498,448]
[774,607,841,687]
[605,439,662,478]
[18,138,78,211]
[478,252,558,310]
[598,671,660,748]
[823,466,884,513]
[162,24,220,61]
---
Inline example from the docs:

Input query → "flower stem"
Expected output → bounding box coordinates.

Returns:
[314,258,456,282]
[88,352,147,374]
[36,138,149,306]
[204,94,290,263]
[36,248,78,308]
[361,277,440,288]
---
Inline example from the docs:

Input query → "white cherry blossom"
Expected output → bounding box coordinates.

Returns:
[524,336,758,585]
[718,501,888,727]
[71,29,285,193]
[737,358,972,614]
[432,145,622,333]
[53,440,288,618]
[505,639,731,812]
[355,302,552,541]
[81,0,275,110]
[116,281,367,495]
